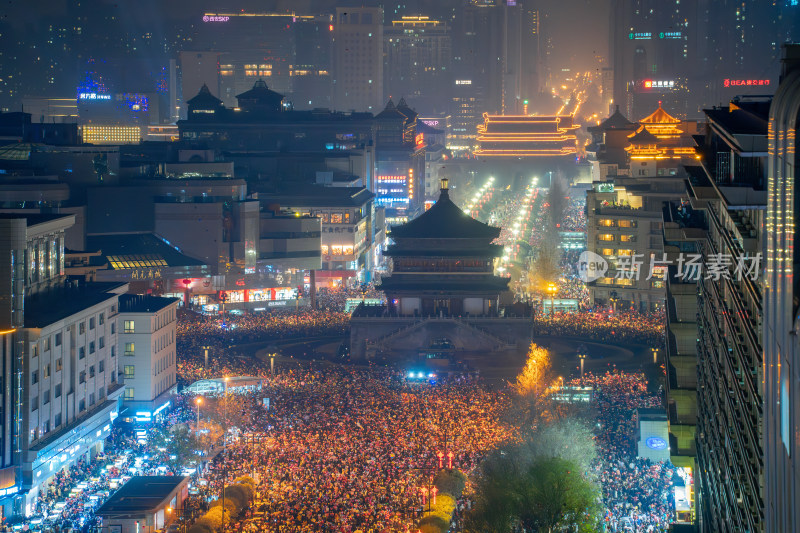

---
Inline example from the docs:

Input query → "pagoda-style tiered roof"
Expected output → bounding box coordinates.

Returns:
[236,79,284,112]
[638,103,684,140]
[378,179,509,304]
[598,105,638,130]
[187,84,224,111]
[389,182,501,241]
[627,126,660,145]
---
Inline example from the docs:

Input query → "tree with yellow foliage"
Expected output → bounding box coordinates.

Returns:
[514,343,552,398]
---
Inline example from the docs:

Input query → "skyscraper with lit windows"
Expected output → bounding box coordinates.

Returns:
[764,43,800,533]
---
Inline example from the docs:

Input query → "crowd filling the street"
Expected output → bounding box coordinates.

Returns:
[18,284,677,532]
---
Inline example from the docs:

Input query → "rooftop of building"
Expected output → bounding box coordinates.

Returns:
[86,233,207,270]
[705,99,770,137]
[96,476,188,517]
[389,180,501,240]
[186,84,223,109]
[594,106,638,131]
[639,103,681,124]
[236,79,284,102]
[24,281,126,328]
[257,185,374,207]
[627,127,660,145]
[118,294,180,314]
[0,213,72,226]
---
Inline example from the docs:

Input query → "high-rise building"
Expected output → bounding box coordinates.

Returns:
[697,0,799,107]
[0,214,125,517]
[449,78,482,152]
[293,15,335,110]
[384,16,452,111]
[609,0,696,119]
[194,12,308,107]
[663,94,770,532]
[332,7,384,113]
[764,43,800,533]
[452,0,503,115]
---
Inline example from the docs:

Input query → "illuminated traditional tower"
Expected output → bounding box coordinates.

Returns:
[474,113,580,158]
[378,178,508,316]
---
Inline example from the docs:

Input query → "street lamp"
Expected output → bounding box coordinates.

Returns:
[201,345,211,368]
[221,376,230,533]
[578,354,587,384]
[269,353,277,375]
[195,397,202,433]
[547,283,558,316]
[651,347,658,364]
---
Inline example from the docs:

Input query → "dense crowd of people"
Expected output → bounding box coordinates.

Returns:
[536,310,665,346]
[571,371,675,532]
[176,308,349,383]
[200,367,510,532]
[313,286,385,312]
[561,196,587,232]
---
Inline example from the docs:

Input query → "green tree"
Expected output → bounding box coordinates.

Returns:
[465,419,601,532]
[517,456,601,532]
[165,424,201,474]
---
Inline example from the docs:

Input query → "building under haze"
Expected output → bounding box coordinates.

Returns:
[383,16,452,112]
[609,0,696,119]
[332,7,384,113]
[764,44,800,533]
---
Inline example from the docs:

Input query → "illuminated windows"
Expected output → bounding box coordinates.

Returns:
[332,245,343,255]
[599,234,615,241]
[82,126,141,145]
[124,320,135,333]
[620,234,634,242]
[124,342,135,356]
[618,220,635,228]
[601,248,615,256]
[331,213,343,224]
[599,219,616,227]
[617,249,634,256]
[321,245,329,255]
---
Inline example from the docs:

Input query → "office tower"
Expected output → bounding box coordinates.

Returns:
[697,0,799,106]
[293,15,335,110]
[662,94,770,531]
[609,0,696,118]
[384,16,452,111]
[452,0,503,115]
[332,7,384,112]
[764,43,800,533]
[501,1,541,114]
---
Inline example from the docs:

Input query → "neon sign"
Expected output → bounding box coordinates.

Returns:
[415,133,424,148]
[646,437,668,450]
[421,120,439,127]
[203,15,230,22]
[79,93,111,100]
[724,79,770,87]
[643,80,675,89]
[629,32,651,40]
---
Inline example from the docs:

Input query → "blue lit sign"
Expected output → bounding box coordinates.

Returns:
[646,437,667,450]
[79,93,111,101]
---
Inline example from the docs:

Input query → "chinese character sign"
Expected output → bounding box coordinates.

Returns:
[723,79,770,87]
